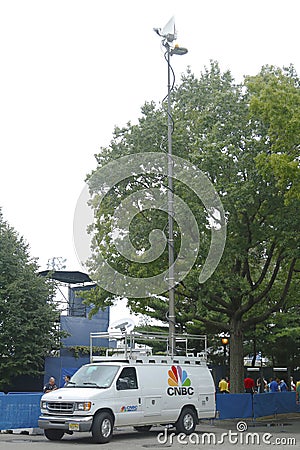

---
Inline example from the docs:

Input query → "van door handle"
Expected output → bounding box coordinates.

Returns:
[138,398,141,405]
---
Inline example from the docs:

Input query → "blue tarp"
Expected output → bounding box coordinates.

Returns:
[60,316,109,347]
[253,392,300,418]
[216,393,253,419]
[0,393,42,430]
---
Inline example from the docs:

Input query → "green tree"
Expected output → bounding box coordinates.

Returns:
[246,303,300,370]
[0,212,62,389]
[246,65,300,204]
[83,62,299,392]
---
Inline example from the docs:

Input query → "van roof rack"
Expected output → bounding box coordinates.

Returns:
[89,330,207,363]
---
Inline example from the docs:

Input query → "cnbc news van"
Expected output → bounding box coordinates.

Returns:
[38,331,216,443]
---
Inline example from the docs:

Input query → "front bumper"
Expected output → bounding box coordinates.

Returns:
[38,414,93,432]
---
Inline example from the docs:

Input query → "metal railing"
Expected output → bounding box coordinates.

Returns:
[89,330,207,362]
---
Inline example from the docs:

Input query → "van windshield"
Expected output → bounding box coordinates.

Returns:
[67,365,119,388]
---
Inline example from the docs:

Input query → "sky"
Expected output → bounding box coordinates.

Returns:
[1,0,300,321]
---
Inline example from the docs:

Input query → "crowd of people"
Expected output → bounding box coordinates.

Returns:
[218,375,300,401]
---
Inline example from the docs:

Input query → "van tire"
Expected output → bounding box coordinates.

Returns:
[44,429,64,441]
[175,407,197,435]
[92,411,114,443]
[133,425,152,432]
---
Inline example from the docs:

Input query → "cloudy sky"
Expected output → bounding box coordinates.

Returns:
[1,0,299,276]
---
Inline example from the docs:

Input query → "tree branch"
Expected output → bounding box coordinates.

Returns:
[202,300,229,315]
[198,316,231,332]
[243,257,253,286]
[242,258,297,329]
[250,250,284,304]
[252,240,277,290]
[210,294,232,310]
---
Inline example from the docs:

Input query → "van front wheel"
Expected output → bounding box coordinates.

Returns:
[175,408,197,435]
[92,412,114,443]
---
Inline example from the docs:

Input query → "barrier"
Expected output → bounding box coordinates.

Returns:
[0,393,42,430]
[0,391,299,430]
[253,391,300,418]
[216,393,253,419]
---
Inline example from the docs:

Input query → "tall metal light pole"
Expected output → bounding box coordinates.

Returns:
[154,18,187,357]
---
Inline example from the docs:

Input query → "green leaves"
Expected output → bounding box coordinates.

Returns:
[0,212,63,389]
[82,62,299,391]
[246,65,300,203]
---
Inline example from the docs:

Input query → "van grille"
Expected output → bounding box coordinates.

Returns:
[47,402,75,414]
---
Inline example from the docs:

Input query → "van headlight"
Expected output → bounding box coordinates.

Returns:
[75,402,91,411]
[41,401,48,409]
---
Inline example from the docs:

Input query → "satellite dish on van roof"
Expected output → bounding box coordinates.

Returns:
[108,318,135,335]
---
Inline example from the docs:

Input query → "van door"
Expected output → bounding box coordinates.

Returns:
[114,367,143,426]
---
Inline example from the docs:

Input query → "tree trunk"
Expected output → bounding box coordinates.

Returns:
[229,320,245,393]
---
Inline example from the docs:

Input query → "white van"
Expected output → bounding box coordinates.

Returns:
[39,333,216,443]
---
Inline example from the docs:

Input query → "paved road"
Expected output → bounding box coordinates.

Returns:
[0,417,299,449]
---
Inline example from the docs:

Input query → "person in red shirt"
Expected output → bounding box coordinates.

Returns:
[244,377,255,394]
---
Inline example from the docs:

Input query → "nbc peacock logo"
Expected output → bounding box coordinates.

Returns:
[167,365,194,396]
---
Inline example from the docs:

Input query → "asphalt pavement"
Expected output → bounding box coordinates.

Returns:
[0,415,299,449]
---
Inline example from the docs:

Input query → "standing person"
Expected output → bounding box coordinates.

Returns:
[279,379,288,392]
[256,377,267,393]
[63,375,71,386]
[218,377,229,393]
[296,381,300,404]
[244,376,255,394]
[268,377,279,393]
[290,376,296,391]
[225,377,230,392]
[43,376,58,393]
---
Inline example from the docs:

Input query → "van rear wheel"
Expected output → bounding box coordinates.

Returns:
[92,411,114,443]
[133,425,152,432]
[44,429,64,441]
[175,407,197,435]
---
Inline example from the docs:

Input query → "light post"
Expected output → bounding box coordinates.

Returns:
[154,18,187,357]
[222,337,229,366]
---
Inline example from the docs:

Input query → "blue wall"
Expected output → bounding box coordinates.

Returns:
[60,315,109,347]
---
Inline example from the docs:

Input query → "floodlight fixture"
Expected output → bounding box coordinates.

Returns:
[171,44,188,56]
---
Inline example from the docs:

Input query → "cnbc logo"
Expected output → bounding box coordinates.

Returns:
[167,365,194,396]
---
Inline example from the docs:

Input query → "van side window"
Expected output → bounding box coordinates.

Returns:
[116,367,138,390]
